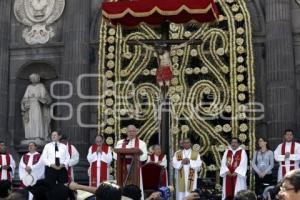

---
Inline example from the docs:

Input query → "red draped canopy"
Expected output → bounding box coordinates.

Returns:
[101,0,220,26]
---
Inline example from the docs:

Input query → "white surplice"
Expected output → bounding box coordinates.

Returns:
[220,146,248,200]
[172,149,202,200]
[274,142,300,182]
[19,152,44,183]
[0,154,16,181]
[147,154,167,168]
[87,145,112,187]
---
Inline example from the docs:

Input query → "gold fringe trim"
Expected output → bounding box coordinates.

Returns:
[103,4,217,20]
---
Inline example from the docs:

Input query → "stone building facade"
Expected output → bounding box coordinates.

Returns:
[0,0,300,181]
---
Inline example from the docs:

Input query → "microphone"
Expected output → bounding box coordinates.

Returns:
[124,138,130,145]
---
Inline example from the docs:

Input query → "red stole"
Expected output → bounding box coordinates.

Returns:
[67,143,73,183]
[150,153,167,187]
[21,153,40,187]
[122,138,139,148]
[150,153,164,162]
[122,138,139,164]
[225,149,242,198]
[90,144,109,187]
[23,153,40,166]
[0,154,11,181]
[281,142,295,177]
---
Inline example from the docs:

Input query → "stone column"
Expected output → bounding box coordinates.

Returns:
[0,1,11,142]
[60,1,90,159]
[265,0,296,147]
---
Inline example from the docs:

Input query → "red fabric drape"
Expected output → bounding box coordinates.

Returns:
[102,0,219,26]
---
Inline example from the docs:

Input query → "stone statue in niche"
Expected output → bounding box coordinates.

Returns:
[21,74,52,142]
[14,0,65,45]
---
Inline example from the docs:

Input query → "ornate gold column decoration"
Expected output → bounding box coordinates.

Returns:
[98,0,255,190]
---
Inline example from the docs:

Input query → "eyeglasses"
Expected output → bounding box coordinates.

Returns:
[280,186,295,192]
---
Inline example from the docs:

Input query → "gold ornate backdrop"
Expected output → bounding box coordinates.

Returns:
[98,0,255,188]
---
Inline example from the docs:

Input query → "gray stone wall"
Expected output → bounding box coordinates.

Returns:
[248,0,300,148]
[1,0,300,180]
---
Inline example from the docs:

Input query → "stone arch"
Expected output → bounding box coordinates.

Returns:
[13,61,57,148]
[17,61,57,80]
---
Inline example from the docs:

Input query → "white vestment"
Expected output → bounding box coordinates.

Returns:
[114,138,148,200]
[87,145,112,187]
[19,152,44,183]
[172,149,202,200]
[0,154,16,181]
[147,154,167,168]
[67,144,80,181]
[220,147,248,200]
[274,142,300,182]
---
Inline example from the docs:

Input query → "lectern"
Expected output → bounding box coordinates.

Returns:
[114,148,142,187]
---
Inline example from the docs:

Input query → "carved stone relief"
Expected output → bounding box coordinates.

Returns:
[14,0,65,45]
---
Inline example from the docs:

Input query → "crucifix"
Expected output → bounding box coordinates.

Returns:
[127,21,202,183]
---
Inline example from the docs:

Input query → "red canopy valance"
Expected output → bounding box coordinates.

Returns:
[101,0,220,26]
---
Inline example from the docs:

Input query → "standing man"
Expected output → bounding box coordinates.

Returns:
[114,125,148,198]
[19,142,44,186]
[87,135,112,187]
[114,125,148,162]
[0,141,15,182]
[220,137,248,200]
[60,134,79,182]
[147,144,168,186]
[172,138,202,200]
[41,131,70,186]
[274,129,300,182]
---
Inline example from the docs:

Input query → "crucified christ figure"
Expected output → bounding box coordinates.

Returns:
[135,39,194,87]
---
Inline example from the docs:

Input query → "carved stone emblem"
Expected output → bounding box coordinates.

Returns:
[14,0,65,45]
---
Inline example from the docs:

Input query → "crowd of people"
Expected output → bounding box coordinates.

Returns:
[0,126,299,200]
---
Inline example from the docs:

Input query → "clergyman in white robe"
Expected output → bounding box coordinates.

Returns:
[113,125,148,199]
[172,148,202,200]
[19,151,44,183]
[87,144,112,187]
[114,137,148,190]
[220,146,248,200]
[274,141,300,182]
[0,153,16,181]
